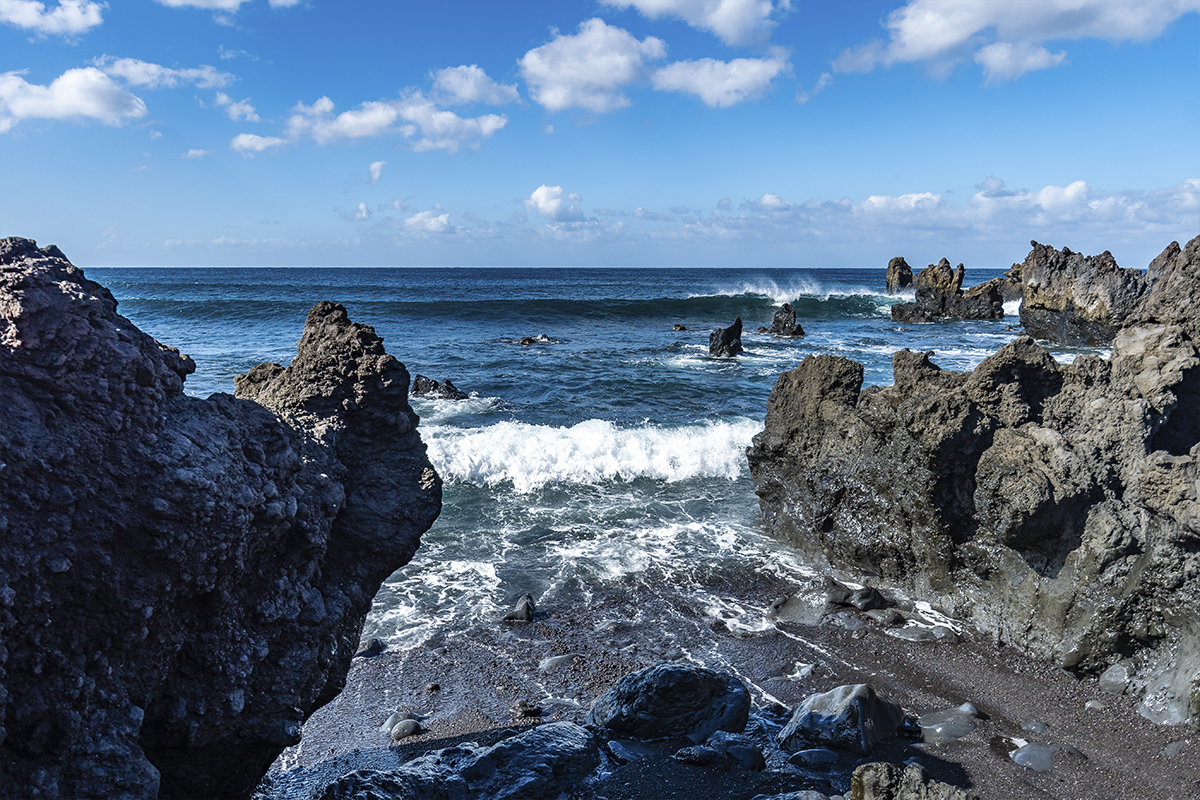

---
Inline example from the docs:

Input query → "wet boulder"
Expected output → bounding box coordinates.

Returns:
[768,303,805,337]
[586,664,751,743]
[411,374,469,400]
[777,684,906,755]
[710,317,744,357]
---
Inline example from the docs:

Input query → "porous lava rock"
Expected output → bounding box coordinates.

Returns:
[885,257,912,295]
[0,238,442,799]
[768,303,805,337]
[890,258,1003,323]
[849,762,978,800]
[710,317,744,357]
[748,317,1200,727]
[586,664,751,743]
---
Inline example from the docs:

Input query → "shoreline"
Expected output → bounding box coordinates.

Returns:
[257,573,1198,800]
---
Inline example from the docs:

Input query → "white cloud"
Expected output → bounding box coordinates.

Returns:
[599,0,788,46]
[230,132,286,153]
[97,57,234,89]
[432,65,520,105]
[796,71,832,103]
[523,185,585,221]
[285,91,506,152]
[404,210,453,233]
[634,206,671,220]
[519,18,666,113]
[369,160,385,184]
[752,192,789,211]
[0,67,146,132]
[835,0,1200,81]
[0,0,103,35]
[181,148,210,158]
[354,201,371,220]
[155,0,244,8]
[652,51,788,107]
[214,91,259,121]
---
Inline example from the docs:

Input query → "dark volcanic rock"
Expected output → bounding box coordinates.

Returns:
[885,257,913,295]
[768,303,805,337]
[850,762,977,800]
[747,322,1200,727]
[891,258,1003,323]
[0,238,442,799]
[710,317,744,357]
[777,685,905,755]
[586,664,750,743]
[1018,240,1153,345]
[411,374,469,400]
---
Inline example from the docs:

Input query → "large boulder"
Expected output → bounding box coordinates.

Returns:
[747,325,1200,728]
[891,258,1003,323]
[710,317,744,357]
[585,664,750,743]
[768,303,805,337]
[0,238,442,799]
[777,685,905,755]
[885,257,912,295]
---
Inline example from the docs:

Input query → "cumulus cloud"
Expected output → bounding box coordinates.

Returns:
[523,185,585,221]
[652,51,788,107]
[285,91,506,152]
[354,201,371,220]
[599,0,789,46]
[369,160,385,184]
[404,210,453,233]
[181,148,210,158]
[0,67,147,133]
[432,65,520,105]
[835,0,1200,81]
[519,18,666,113]
[634,206,671,220]
[214,91,259,121]
[97,57,234,89]
[230,132,286,153]
[0,0,104,35]
[796,71,832,104]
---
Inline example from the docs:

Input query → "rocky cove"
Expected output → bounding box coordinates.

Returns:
[1,236,1198,799]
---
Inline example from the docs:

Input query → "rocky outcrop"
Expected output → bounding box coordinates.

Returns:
[747,325,1200,727]
[710,317,744,357]
[777,685,905,755]
[0,238,441,799]
[1018,240,1154,344]
[586,664,750,743]
[411,375,468,400]
[885,257,912,295]
[891,259,1003,323]
[850,762,977,800]
[767,303,805,337]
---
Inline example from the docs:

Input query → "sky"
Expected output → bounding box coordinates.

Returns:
[1,0,1197,268]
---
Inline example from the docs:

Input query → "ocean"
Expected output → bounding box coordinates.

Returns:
[88,265,1075,653]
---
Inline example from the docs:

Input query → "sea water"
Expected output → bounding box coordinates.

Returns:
[90,266,1081,651]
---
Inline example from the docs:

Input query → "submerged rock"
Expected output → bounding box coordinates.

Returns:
[710,317,744,357]
[0,238,442,799]
[748,256,1200,727]
[586,663,750,743]
[777,684,906,755]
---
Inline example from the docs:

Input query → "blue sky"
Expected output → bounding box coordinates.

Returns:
[1,0,1196,268]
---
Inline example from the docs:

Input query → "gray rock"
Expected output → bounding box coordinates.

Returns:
[1011,742,1054,772]
[917,707,976,744]
[673,730,764,770]
[317,721,599,800]
[747,300,1200,727]
[503,592,536,622]
[0,239,442,800]
[886,256,913,295]
[606,739,659,764]
[411,374,469,400]
[709,317,744,357]
[355,638,386,658]
[849,762,977,800]
[778,684,906,755]
[586,664,750,743]
[1099,664,1131,695]
[891,258,1003,323]
[769,303,805,337]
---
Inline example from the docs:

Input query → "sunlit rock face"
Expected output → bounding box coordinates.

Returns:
[0,238,441,799]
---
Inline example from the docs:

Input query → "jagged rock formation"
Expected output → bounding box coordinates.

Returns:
[767,303,805,337]
[0,238,442,799]
[710,317,744,357]
[890,258,1003,323]
[411,374,468,400]
[885,257,913,295]
[748,316,1200,726]
[1018,240,1157,345]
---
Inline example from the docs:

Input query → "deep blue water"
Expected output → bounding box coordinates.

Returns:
[89,265,1058,648]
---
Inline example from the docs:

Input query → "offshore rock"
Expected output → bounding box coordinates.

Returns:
[747,324,1200,727]
[891,258,1003,323]
[769,303,805,337]
[710,317,744,357]
[315,722,599,800]
[411,374,468,400]
[885,257,913,295]
[0,238,442,799]
[586,664,751,743]
[850,762,977,800]
[777,684,906,755]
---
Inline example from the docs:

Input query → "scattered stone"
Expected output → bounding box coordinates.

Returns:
[411,374,469,400]
[709,317,744,357]
[673,730,765,770]
[850,761,978,800]
[917,706,976,745]
[1098,664,1131,695]
[380,711,419,733]
[1084,699,1107,712]
[777,684,906,755]
[673,323,688,331]
[586,664,750,743]
[1011,742,1054,773]
[886,256,913,295]
[788,747,841,767]
[354,638,386,659]
[389,718,420,741]
[503,593,536,622]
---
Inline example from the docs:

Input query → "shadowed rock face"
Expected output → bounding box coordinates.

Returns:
[0,238,441,799]
[748,322,1200,727]
[890,258,1003,323]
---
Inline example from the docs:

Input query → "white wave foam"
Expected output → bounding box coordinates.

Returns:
[1003,298,1022,317]
[424,417,763,492]
[689,278,885,305]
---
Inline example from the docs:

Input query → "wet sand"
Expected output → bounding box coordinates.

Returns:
[256,572,1198,800]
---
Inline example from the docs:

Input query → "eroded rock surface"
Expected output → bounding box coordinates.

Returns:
[891,258,1003,323]
[0,238,441,799]
[748,321,1200,727]
[885,257,912,295]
